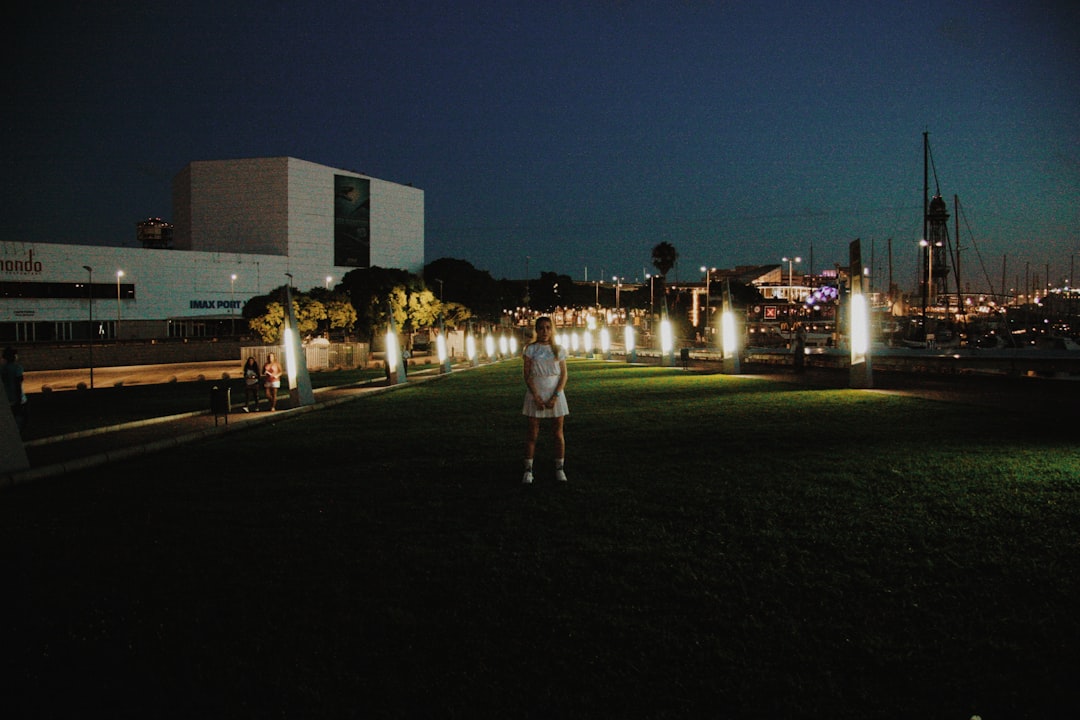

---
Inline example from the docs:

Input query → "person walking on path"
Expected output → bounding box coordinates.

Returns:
[793,322,806,374]
[262,353,283,411]
[1,346,27,435]
[521,316,569,484]
[242,356,261,412]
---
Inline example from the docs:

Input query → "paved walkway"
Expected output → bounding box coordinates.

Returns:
[4,366,449,487]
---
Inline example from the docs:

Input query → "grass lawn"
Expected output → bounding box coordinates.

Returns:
[2,360,1078,718]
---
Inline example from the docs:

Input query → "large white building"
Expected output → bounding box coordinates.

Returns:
[0,158,424,343]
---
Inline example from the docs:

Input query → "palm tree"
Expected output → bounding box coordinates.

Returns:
[651,241,678,277]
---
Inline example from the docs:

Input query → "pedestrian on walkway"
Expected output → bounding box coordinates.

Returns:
[242,356,260,411]
[521,316,569,484]
[1,346,28,435]
[793,322,806,374]
[263,353,282,411]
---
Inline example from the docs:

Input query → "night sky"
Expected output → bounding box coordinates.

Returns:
[5,1,1078,291]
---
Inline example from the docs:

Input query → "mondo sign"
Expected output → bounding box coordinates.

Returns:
[0,249,43,274]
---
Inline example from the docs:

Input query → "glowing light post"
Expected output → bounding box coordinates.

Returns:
[721,279,742,374]
[848,240,873,388]
[115,270,124,341]
[599,324,611,360]
[659,296,675,366]
[624,323,637,363]
[283,274,316,404]
[83,265,94,389]
[466,321,479,367]
[484,331,496,363]
[385,303,406,385]
[436,316,451,374]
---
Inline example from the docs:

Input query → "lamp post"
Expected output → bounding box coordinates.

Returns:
[700,266,714,334]
[230,274,237,335]
[781,257,800,340]
[782,256,801,296]
[612,276,622,318]
[115,270,124,341]
[83,265,94,389]
[326,275,332,290]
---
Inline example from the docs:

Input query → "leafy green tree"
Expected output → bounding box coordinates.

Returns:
[248,301,286,343]
[325,298,358,336]
[294,296,325,337]
[406,288,440,332]
[341,267,421,343]
[440,301,472,329]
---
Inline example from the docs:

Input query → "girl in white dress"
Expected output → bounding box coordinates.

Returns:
[521,316,569,484]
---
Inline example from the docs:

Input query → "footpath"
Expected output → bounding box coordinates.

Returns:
[4,367,448,487]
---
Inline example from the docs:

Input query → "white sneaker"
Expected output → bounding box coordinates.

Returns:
[522,471,534,484]
[555,468,567,482]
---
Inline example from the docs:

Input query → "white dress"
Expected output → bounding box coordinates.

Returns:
[522,343,569,418]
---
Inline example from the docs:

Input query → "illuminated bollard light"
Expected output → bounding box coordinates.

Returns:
[624,324,637,363]
[437,332,451,374]
[721,309,741,374]
[599,326,611,360]
[466,332,479,367]
[660,317,674,366]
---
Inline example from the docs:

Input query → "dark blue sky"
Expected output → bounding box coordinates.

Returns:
[5,1,1078,291]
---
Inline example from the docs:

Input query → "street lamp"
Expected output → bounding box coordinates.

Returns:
[700,266,714,332]
[612,276,622,316]
[83,265,94,389]
[781,257,800,340]
[782,256,801,296]
[116,270,124,341]
[326,275,332,290]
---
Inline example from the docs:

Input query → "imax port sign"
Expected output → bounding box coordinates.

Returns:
[189,299,243,310]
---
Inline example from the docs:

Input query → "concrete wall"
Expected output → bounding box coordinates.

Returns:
[13,339,245,371]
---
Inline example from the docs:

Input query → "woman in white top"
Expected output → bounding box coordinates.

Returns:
[521,316,569,484]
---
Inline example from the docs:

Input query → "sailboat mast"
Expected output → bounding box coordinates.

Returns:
[954,195,962,310]
[921,132,929,320]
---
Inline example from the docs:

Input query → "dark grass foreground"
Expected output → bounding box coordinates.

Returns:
[2,361,1078,719]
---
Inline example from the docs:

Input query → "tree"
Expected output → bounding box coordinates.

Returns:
[324,298,358,336]
[651,241,678,277]
[423,257,501,320]
[440,301,472,329]
[529,271,573,312]
[248,301,286,343]
[340,266,421,343]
